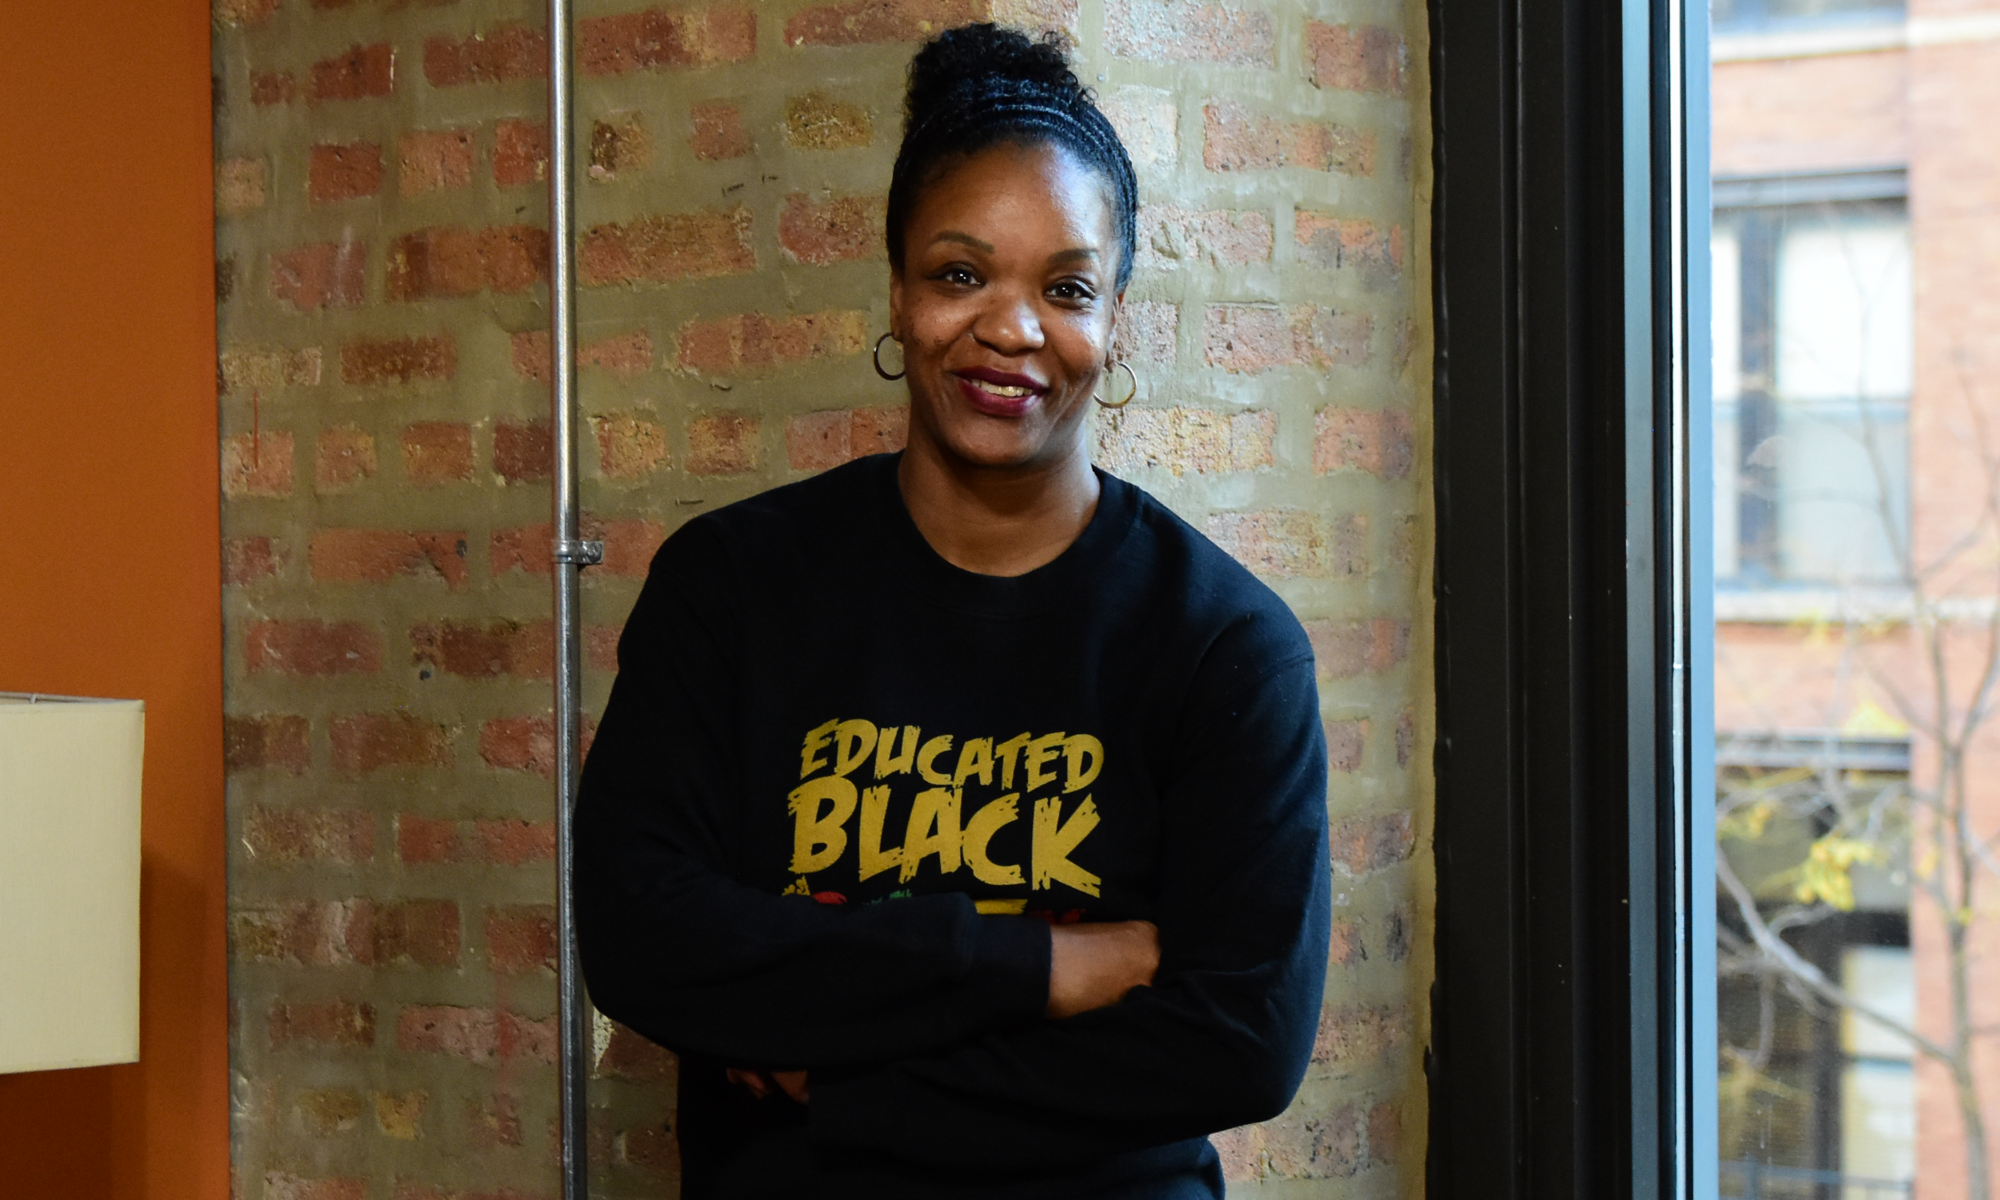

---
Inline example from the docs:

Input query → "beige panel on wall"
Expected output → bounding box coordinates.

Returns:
[0,695,143,1074]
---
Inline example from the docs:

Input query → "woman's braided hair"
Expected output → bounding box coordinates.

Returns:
[887,24,1140,292]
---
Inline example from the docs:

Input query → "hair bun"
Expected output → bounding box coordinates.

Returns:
[905,23,1084,121]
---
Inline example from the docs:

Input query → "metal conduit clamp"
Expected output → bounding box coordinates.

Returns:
[551,539,604,567]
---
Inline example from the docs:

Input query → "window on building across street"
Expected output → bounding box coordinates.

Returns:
[1712,0,1906,33]
[1712,179,1912,592]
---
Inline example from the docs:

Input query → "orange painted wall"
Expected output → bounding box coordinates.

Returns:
[0,0,226,1196]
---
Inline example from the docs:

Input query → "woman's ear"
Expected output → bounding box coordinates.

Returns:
[887,268,906,341]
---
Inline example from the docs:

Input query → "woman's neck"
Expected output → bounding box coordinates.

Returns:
[896,435,1101,578]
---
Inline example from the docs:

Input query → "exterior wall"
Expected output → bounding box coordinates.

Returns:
[1711,50,1906,177]
[212,1,1434,1196]
[0,2,228,1199]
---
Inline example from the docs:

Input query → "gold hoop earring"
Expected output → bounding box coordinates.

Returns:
[1094,361,1138,409]
[872,333,905,381]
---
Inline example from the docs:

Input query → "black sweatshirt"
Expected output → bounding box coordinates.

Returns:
[575,453,1332,1199]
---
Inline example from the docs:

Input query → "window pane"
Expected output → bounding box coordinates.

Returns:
[1775,218,1912,402]
[1773,397,1908,582]
[1714,229,1743,580]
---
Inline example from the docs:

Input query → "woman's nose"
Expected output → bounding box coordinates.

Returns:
[972,287,1045,355]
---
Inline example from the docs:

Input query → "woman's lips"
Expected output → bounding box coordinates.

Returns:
[953,371,1046,418]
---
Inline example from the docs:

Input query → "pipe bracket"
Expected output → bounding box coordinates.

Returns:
[551,539,605,567]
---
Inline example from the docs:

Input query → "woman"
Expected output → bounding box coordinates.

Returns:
[576,24,1331,1198]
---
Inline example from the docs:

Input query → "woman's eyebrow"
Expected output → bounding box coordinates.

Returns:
[1046,247,1098,266]
[931,230,995,253]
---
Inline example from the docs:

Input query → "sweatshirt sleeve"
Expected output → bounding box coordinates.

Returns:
[574,519,1052,1069]
[807,643,1333,1169]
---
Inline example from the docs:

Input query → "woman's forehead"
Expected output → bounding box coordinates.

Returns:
[907,141,1116,254]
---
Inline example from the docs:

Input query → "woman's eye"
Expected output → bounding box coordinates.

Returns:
[1048,280,1097,304]
[933,265,979,287]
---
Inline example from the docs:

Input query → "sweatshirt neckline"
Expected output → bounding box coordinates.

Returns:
[867,452,1138,617]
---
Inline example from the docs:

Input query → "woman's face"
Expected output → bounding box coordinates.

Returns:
[890,140,1123,472]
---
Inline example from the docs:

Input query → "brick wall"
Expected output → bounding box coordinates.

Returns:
[213,0,1433,1195]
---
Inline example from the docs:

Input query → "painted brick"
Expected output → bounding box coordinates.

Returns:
[596,1021,678,1083]
[508,329,655,380]
[690,102,750,161]
[1203,304,1372,373]
[784,93,871,150]
[675,310,868,374]
[309,529,469,588]
[246,620,382,676]
[484,905,557,974]
[1104,0,1276,67]
[401,422,475,486]
[1328,809,1416,876]
[250,70,295,106]
[1137,206,1272,270]
[223,536,286,585]
[1204,510,1365,579]
[225,714,311,773]
[243,806,373,864]
[329,713,453,773]
[270,241,366,312]
[1100,86,1178,168]
[398,130,475,195]
[1310,1003,1412,1068]
[1202,100,1376,176]
[577,7,757,76]
[1306,22,1408,96]
[265,1175,367,1200]
[783,0,985,46]
[423,28,547,87]
[1325,716,1368,772]
[308,142,383,203]
[494,120,551,186]
[268,1000,376,1050]
[1313,407,1413,478]
[221,346,321,393]
[1112,300,1178,366]
[479,716,598,780]
[387,226,549,300]
[490,518,664,578]
[779,194,885,265]
[687,414,761,474]
[315,425,378,492]
[223,431,295,498]
[593,413,670,479]
[310,44,394,103]
[493,419,551,484]
[589,114,650,180]
[340,336,458,385]
[1095,407,1274,475]
[218,157,267,215]
[1303,617,1409,679]
[578,207,754,285]
[1294,211,1403,281]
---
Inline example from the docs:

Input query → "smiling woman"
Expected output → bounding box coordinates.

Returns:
[575,22,1334,1199]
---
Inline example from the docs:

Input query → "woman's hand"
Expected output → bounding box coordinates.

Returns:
[1046,920,1159,1018]
[726,1066,810,1103]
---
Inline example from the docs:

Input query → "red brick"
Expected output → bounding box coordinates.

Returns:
[1104,0,1276,66]
[783,0,985,46]
[295,1085,365,1136]
[390,1187,554,1200]
[398,129,475,195]
[399,1006,497,1061]
[388,225,548,300]
[243,806,373,864]
[1306,22,1408,96]
[596,1021,678,1083]
[1324,716,1368,772]
[308,142,383,203]
[1303,618,1409,679]
[1310,1003,1412,1067]
[223,536,286,585]
[621,1124,681,1172]
[1095,407,1274,475]
[236,901,355,966]
[271,241,366,312]
[1263,1103,1363,1179]
[1294,212,1403,280]
[216,256,236,304]
[1396,708,1415,768]
[214,0,276,27]
[330,713,453,773]
[1135,205,1272,270]
[498,1010,557,1062]
[217,157,267,216]
[490,518,665,578]
[508,329,655,380]
[479,817,557,865]
[310,44,395,103]
[478,717,598,782]
[1204,510,1365,579]
[250,70,297,106]
[236,899,457,967]
[585,114,650,181]
[398,815,462,864]
[360,900,462,966]
[593,413,670,479]
[1112,300,1178,366]
[675,310,867,374]
[491,419,552,484]
[687,414,761,474]
[1382,902,1414,963]
[1202,100,1376,175]
[220,346,322,394]
[786,411,851,471]
[1328,917,1364,967]
[779,194,884,265]
[1367,1101,1401,1168]
[401,422,475,486]
[1328,810,1416,876]
[222,431,295,498]
[494,119,551,186]
[690,101,750,160]
[340,335,457,384]
[225,714,311,773]
[851,405,908,456]
[485,905,557,974]
[1211,1125,1265,1183]
[579,207,754,286]
[1204,304,1372,373]
[264,1172,368,1200]
[309,529,469,587]
[784,93,872,149]
[578,7,757,75]
[1101,85,1178,168]
[410,619,553,679]
[314,425,377,492]
[1313,407,1413,478]
[423,28,547,87]
[247,620,382,675]
[269,1000,376,1050]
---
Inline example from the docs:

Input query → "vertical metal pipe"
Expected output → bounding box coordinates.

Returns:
[546,0,596,1192]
